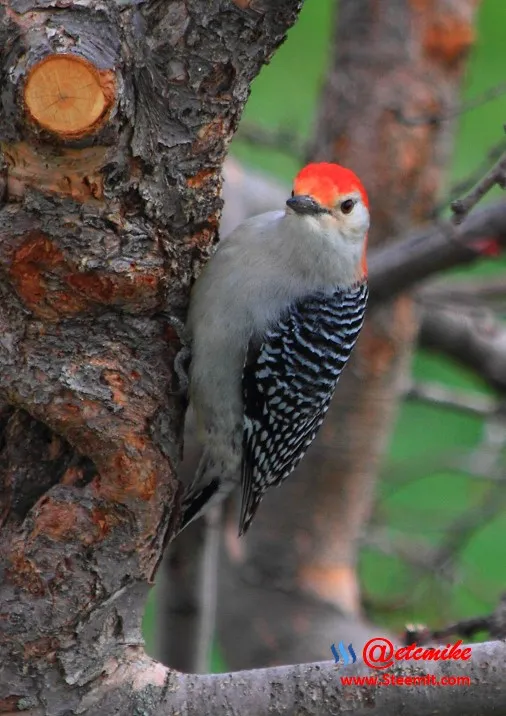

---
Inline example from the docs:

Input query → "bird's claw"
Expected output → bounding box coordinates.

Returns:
[172,344,191,396]
[163,314,191,396]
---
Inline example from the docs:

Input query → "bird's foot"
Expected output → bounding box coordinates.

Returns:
[164,314,191,396]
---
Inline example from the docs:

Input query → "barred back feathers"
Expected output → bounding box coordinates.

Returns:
[239,281,368,534]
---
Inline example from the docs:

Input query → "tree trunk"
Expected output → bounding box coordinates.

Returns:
[217,0,481,669]
[0,1,302,713]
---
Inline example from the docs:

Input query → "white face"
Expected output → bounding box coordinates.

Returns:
[286,190,369,245]
[324,191,370,242]
[283,189,369,285]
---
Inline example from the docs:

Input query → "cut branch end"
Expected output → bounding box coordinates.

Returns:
[24,54,115,138]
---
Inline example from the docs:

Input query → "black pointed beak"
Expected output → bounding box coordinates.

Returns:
[286,194,329,216]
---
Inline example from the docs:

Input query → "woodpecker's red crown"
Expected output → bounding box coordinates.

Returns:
[293,162,369,210]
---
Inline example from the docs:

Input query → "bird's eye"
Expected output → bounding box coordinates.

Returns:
[340,199,355,214]
[291,190,295,197]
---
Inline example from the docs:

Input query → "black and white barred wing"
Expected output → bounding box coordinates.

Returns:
[239,283,368,535]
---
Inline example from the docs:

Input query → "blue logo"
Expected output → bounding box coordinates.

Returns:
[331,641,357,665]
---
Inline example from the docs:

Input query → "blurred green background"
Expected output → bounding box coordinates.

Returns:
[145,0,506,658]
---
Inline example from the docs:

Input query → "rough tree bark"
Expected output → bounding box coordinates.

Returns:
[216,0,483,669]
[0,1,303,713]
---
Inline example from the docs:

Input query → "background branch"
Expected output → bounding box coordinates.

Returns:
[419,305,506,391]
[419,275,506,307]
[368,201,506,302]
[435,138,506,216]
[406,593,506,643]
[403,380,497,416]
[451,148,506,223]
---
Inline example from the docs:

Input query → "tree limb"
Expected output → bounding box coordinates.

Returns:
[406,593,506,643]
[403,380,497,416]
[451,150,506,223]
[419,305,506,391]
[419,275,506,306]
[435,138,506,217]
[74,641,506,716]
[171,641,506,716]
[368,201,506,302]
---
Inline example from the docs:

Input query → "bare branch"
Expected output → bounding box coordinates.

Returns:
[175,644,506,716]
[405,593,506,643]
[419,305,506,391]
[405,617,491,644]
[368,201,506,303]
[435,139,506,217]
[419,276,506,307]
[364,485,506,610]
[235,82,506,153]
[451,150,506,223]
[403,380,497,416]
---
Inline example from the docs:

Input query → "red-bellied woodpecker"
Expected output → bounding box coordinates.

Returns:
[180,162,369,536]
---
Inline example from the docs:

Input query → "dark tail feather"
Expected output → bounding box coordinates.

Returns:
[180,478,220,532]
[238,484,262,537]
